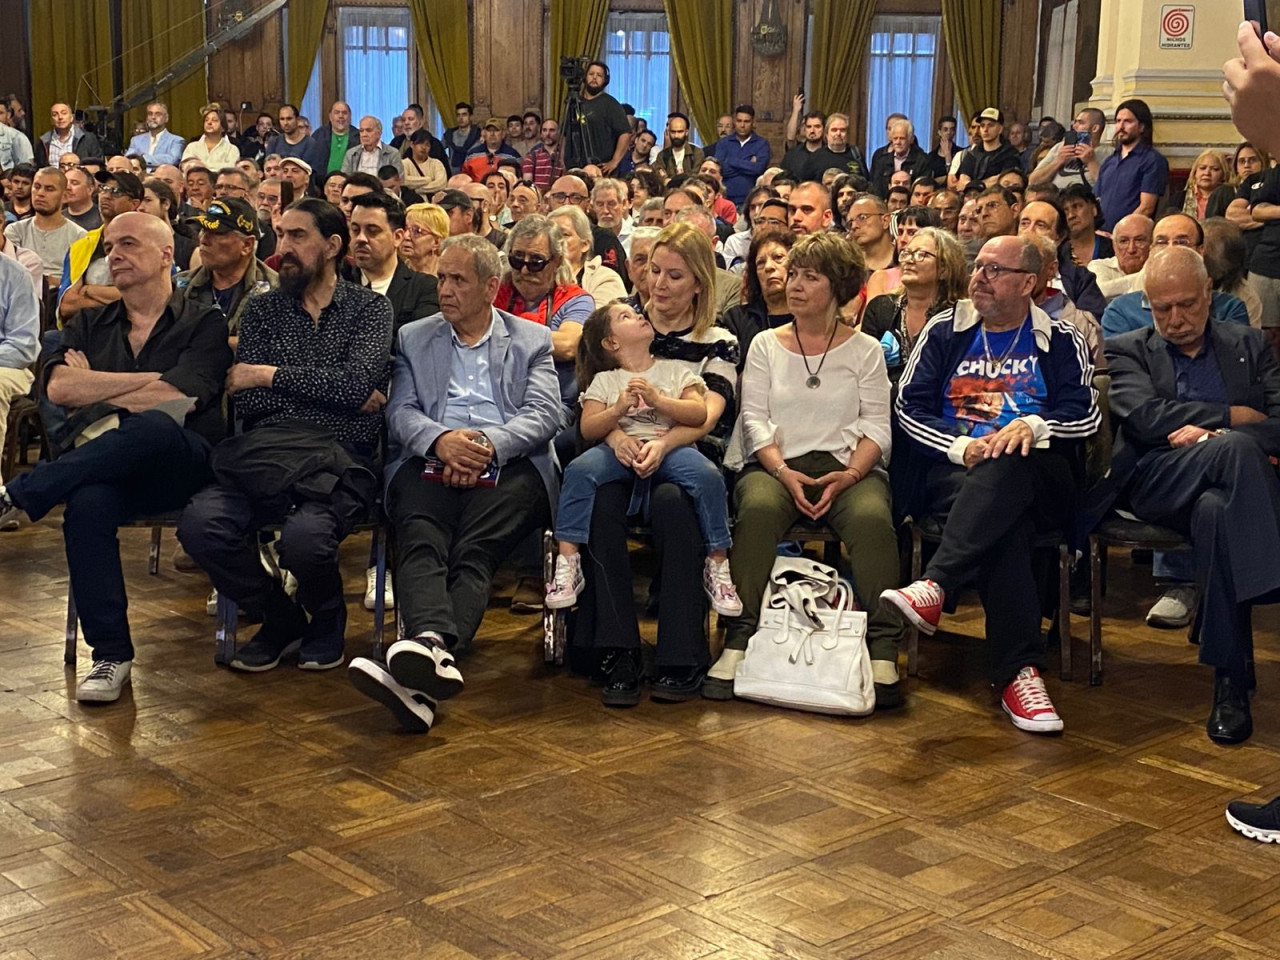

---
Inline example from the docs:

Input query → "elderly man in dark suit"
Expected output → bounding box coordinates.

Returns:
[1105,246,1280,745]
[348,233,562,734]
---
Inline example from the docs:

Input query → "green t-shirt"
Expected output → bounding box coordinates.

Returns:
[327,131,350,173]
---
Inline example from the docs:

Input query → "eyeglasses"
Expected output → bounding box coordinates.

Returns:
[1114,237,1150,249]
[259,194,280,207]
[101,186,132,197]
[848,213,879,225]
[508,253,551,273]
[547,191,587,205]
[971,262,1035,280]
[1153,237,1195,248]
[899,249,937,264]
[407,226,439,239]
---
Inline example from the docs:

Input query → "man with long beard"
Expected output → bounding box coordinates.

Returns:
[178,198,393,674]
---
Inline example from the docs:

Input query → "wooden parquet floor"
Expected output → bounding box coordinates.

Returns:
[3,490,1280,958]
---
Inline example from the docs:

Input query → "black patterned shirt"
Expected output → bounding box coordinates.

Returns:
[650,322,739,463]
[233,279,393,446]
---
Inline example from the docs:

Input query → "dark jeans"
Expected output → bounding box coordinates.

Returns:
[1125,431,1280,676]
[6,410,212,662]
[571,480,709,669]
[923,450,1074,687]
[177,476,368,654]
[387,456,549,648]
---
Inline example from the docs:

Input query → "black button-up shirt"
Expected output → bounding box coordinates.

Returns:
[233,279,393,446]
[46,290,232,444]
[1170,335,1230,407]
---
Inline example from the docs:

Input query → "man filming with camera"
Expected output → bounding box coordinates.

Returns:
[1029,108,1110,191]
[561,59,631,174]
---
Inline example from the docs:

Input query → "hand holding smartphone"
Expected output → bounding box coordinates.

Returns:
[1245,0,1275,35]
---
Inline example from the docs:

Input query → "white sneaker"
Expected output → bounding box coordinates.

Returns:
[0,485,23,531]
[363,566,395,611]
[76,660,132,702]
[206,588,219,616]
[349,657,436,733]
[1146,584,1197,629]
[545,554,585,610]
[703,557,743,616]
[386,634,464,701]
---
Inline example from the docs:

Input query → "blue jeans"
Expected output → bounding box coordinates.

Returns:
[555,443,731,551]
[1154,550,1195,583]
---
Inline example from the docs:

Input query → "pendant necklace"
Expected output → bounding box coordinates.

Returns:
[979,315,1029,378]
[797,320,840,388]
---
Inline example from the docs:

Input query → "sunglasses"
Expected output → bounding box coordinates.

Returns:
[508,253,551,273]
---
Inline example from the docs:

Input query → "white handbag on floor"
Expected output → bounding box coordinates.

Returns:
[733,557,874,716]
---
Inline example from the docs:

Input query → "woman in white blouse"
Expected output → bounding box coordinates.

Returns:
[181,105,241,169]
[710,231,905,707]
[550,205,627,308]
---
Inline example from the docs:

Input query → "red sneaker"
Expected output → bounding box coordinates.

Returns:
[879,579,944,635]
[1001,666,1064,733]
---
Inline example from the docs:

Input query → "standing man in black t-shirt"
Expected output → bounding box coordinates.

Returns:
[956,108,1023,193]
[562,61,631,173]
[1247,164,1280,359]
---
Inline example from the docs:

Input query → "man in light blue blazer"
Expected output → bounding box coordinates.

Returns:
[127,102,185,171]
[349,233,562,732]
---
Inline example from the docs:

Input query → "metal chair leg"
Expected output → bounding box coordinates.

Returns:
[1058,542,1072,682]
[214,590,237,666]
[148,526,162,576]
[64,589,78,664]
[541,529,558,664]
[372,524,387,662]
[1089,536,1104,686]
[906,525,923,677]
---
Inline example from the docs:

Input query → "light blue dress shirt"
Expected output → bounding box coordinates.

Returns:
[442,309,506,430]
[0,254,40,370]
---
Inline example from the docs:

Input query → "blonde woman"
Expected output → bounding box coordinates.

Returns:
[401,203,449,276]
[1181,148,1231,221]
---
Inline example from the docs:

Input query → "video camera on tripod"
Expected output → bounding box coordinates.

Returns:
[560,55,592,95]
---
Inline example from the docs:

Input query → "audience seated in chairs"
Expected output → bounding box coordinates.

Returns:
[715,231,905,706]
[1097,246,1280,745]
[178,198,393,675]
[882,234,1099,735]
[348,234,562,732]
[0,212,232,702]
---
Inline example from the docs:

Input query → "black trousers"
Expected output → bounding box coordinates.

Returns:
[1125,431,1280,676]
[177,478,367,649]
[923,450,1074,687]
[571,480,709,668]
[7,411,212,662]
[387,456,549,648]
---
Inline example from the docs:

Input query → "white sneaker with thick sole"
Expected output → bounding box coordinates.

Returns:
[76,660,132,703]
[386,635,464,702]
[349,658,436,732]
[545,554,585,610]
[1146,584,1197,629]
[703,557,743,617]
[363,566,396,611]
[205,589,219,616]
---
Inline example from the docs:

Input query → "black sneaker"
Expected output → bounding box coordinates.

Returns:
[1226,797,1280,843]
[650,665,707,702]
[298,608,346,671]
[230,634,300,672]
[349,658,437,733]
[601,648,642,707]
[386,635,464,701]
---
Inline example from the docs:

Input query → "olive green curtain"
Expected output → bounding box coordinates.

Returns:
[809,0,878,116]
[408,0,471,119]
[941,0,1002,124]
[287,0,328,111]
[29,0,114,132]
[663,0,733,145]
[120,0,209,136]
[548,0,610,121]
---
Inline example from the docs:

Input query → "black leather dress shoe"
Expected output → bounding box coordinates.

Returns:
[651,665,708,702]
[1207,674,1253,744]
[601,649,642,707]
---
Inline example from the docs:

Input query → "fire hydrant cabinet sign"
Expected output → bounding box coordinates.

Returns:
[1159,5,1194,49]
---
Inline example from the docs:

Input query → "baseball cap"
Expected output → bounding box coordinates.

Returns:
[280,156,313,175]
[191,196,258,236]
[436,188,473,213]
[482,117,503,131]
[979,107,1004,124]
[93,169,145,200]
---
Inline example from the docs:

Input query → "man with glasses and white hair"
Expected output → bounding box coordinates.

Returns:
[547,173,627,282]
[882,233,1099,735]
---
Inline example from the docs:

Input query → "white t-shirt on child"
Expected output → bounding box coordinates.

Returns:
[581,359,706,442]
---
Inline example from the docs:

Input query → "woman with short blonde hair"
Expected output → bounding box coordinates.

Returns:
[1182,148,1232,221]
[401,203,449,276]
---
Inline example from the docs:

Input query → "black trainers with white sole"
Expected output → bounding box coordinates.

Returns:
[1226,796,1280,843]
[349,658,437,732]
[386,636,464,702]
